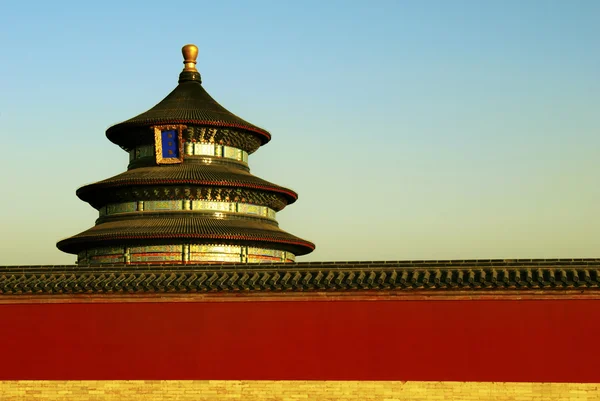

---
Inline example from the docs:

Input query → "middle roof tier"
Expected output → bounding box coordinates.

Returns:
[77,163,298,210]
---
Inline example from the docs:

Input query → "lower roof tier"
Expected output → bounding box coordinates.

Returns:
[77,164,297,209]
[57,215,315,256]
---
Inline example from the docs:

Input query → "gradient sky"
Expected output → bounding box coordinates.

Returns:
[1,0,599,265]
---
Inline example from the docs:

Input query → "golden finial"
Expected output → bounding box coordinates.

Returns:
[182,44,199,72]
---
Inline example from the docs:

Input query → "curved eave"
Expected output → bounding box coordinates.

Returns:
[77,178,297,206]
[105,81,272,146]
[60,233,315,254]
[75,165,299,206]
[107,119,271,145]
[56,217,315,256]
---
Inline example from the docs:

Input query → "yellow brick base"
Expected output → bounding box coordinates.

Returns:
[1,380,598,400]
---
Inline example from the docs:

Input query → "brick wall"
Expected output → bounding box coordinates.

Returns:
[1,381,598,400]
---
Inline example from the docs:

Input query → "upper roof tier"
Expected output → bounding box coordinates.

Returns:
[106,45,271,147]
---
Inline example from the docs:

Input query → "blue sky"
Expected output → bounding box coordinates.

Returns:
[1,0,599,264]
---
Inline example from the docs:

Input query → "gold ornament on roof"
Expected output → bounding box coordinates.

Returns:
[182,44,199,72]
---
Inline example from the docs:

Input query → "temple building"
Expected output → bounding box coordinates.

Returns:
[56,44,314,265]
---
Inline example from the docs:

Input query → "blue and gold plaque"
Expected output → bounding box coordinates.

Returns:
[153,125,186,164]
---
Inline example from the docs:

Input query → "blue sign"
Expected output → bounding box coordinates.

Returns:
[161,130,179,158]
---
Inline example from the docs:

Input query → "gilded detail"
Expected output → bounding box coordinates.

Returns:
[153,125,186,164]
[185,142,248,163]
[101,186,289,211]
[183,126,262,154]
[100,200,277,220]
[131,142,248,163]
[77,244,295,265]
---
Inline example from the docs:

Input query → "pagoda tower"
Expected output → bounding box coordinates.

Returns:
[57,44,314,264]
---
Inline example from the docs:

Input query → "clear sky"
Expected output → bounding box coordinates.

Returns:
[1,0,599,265]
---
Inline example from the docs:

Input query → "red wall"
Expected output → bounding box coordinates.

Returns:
[1,298,599,382]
